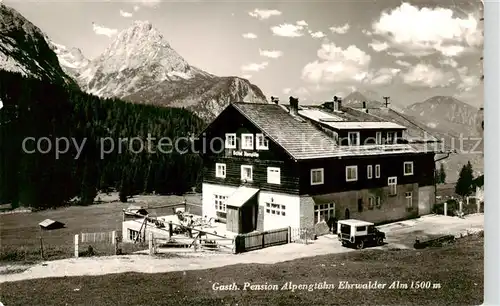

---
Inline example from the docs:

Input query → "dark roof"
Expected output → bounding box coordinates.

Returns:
[39,219,65,230]
[232,103,337,160]
[231,103,435,160]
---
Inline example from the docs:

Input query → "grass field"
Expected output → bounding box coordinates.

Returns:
[0,193,202,262]
[0,235,483,306]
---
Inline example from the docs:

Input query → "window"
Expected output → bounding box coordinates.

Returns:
[241,165,253,181]
[404,161,414,176]
[368,197,374,210]
[367,165,373,179]
[128,229,139,241]
[388,176,397,196]
[314,203,335,223]
[386,132,395,144]
[215,163,226,178]
[375,196,381,208]
[375,164,381,178]
[256,134,269,150]
[241,133,254,150]
[311,168,324,185]
[266,202,286,216]
[405,192,413,209]
[357,198,363,212]
[267,167,281,184]
[214,194,228,213]
[376,132,382,145]
[346,166,358,182]
[348,132,360,146]
[225,133,236,149]
[356,226,367,232]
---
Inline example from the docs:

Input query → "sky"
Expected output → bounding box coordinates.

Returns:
[5,0,484,107]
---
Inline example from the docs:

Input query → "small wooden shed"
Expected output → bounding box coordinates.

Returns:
[225,187,259,234]
[39,219,65,230]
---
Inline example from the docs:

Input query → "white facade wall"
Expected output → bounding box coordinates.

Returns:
[258,191,301,230]
[202,183,301,231]
[202,183,238,219]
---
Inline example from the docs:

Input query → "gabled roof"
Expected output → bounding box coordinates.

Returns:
[204,102,441,160]
[232,103,338,160]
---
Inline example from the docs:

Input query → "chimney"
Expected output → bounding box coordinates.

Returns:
[289,96,299,115]
[337,97,342,110]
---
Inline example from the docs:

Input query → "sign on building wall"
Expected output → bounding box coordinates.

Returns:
[232,151,259,158]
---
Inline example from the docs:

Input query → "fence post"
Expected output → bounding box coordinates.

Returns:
[112,231,116,245]
[74,234,79,258]
[168,221,173,237]
[444,202,448,216]
[477,199,480,213]
[262,232,265,249]
[287,227,291,243]
[149,232,154,256]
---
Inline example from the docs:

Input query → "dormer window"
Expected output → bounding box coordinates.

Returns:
[348,132,360,146]
[225,133,236,149]
[256,134,269,150]
[241,134,254,150]
[386,132,395,144]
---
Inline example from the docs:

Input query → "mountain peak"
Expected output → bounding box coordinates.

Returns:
[132,20,153,31]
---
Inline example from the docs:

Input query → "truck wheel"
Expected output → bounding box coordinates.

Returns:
[341,241,347,247]
[356,240,364,249]
[376,237,384,246]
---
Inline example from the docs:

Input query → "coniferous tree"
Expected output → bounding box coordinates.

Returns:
[455,161,474,198]
[439,163,446,184]
[0,70,206,209]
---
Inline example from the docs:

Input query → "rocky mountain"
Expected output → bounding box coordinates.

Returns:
[403,96,479,130]
[48,41,90,80]
[0,3,75,87]
[62,20,267,120]
[342,91,385,108]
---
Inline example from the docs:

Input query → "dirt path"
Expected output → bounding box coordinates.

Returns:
[0,214,483,284]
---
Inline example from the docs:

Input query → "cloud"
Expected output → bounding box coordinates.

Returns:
[361,29,372,36]
[283,88,292,95]
[241,74,252,79]
[140,0,161,7]
[388,52,405,57]
[242,33,258,39]
[439,58,458,68]
[271,21,307,37]
[241,62,269,72]
[133,5,140,12]
[395,60,412,67]
[249,9,282,20]
[259,49,283,58]
[366,68,401,85]
[119,10,133,18]
[402,63,455,87]
[92,22,118,37]
[329,23,350,34]
[372,3,483,57]
[368,40,389,52]
[457,66,480,91]
[309,31,326,38]
[302,43,371,83]
[296,20,308,27]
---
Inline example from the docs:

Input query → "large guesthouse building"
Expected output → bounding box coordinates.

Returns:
[196,97,441,235]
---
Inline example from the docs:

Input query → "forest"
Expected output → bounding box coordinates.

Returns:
[0,70,206,209]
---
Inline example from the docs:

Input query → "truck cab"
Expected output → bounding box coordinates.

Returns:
[337,219,386,249]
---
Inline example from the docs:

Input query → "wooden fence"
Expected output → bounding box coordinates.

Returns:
[234,227,289,253]
[80,231,118,244]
